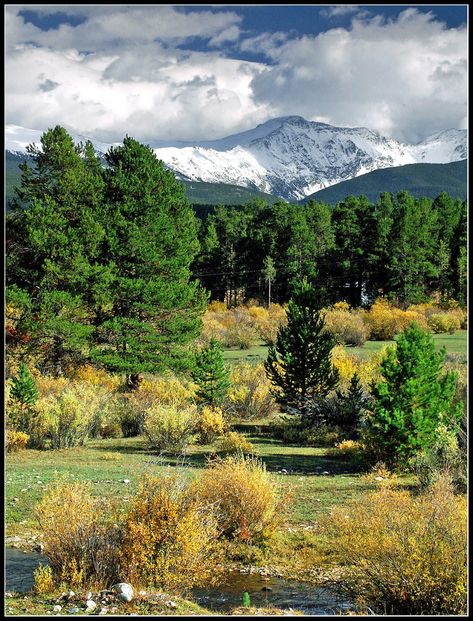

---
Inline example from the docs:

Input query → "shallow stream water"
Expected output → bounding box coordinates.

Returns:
[5,547,351,615]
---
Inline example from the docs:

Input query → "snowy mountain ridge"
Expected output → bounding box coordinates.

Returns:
[5,117,467,201]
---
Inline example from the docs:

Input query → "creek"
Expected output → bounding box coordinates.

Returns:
[5,547,352,615]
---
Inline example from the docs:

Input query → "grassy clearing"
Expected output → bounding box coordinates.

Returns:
[222,330,467,364]
[5,426,411,537]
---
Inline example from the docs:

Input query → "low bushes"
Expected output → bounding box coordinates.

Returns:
[325,478,467,615]
[216,431,255,455]
[323,302,369,346]
[363,298,428,341]
[6,430,30,452]
[36,481,122,590]
[196,406,226,444]
[226,362,278,420]
[36,382,109,449]
[119,474,222,592]
[427,312,461,334]
[192,454,279,544]
[35,475,223,594]
[143,404,198,453]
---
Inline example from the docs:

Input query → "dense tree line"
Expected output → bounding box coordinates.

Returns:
[193,191,467,307]
[6,126,466,380]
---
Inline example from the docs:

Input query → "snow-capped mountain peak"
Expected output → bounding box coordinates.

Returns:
[5,118,467,200]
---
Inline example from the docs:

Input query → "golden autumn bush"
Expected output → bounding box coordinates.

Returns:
[33,564,54,595]
[248,303,287,345]
[323,303,369,346]
[216,431,255,455]
[36,481,122,590]
[193,454,279,544]
[324,477,467,615]
[119,473,222,593]
[331,345,384,391]
[226,362,278,420]
[143,403,198,452]
[196,406,227,444]
[36,382,110,449]
[363,298,427,340]
[6,430,30,452]
[427,312,461,334]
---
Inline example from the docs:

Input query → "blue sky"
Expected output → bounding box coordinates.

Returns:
[6,4,468,143]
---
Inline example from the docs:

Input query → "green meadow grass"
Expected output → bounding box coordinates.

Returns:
[222,330,467,364]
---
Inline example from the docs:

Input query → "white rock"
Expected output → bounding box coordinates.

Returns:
[111,583,134,603]
[85,600,96,611]
[123,479,130,484]
[53,605,62,612]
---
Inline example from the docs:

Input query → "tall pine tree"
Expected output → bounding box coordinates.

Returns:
[92,137,207,387]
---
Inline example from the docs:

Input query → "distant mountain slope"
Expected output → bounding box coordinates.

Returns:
[6,118,467,202]
[300,160,467,205]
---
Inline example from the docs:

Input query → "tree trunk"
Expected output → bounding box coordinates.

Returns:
[126,373,143,391]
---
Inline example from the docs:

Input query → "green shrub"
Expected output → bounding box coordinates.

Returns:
[143,403,197,452]
[366,323,462,466]
[272,415,343,447]
[192,337,230,406]
[410,423,466,492]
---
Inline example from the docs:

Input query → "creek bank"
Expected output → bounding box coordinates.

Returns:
[5,547,352,615]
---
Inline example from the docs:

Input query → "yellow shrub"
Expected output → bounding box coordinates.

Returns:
[332,439,364,459]
[324,477,467,614]
[139,374,197,408]
[363,299,427,341]
[119,473,222,592]
[36,481,121,590]
[193,454,280,544]
[331,346,383,391]
[360,462,398,486]
[73,364,121,391]
[323,307,369,346]
[428,312,461,334]
[197,406,226,444]
[208,300,228,313]
[216,431,255,455]
[249,303,287,345]
[33,564,54,595]
[6,430,30,452]
[143,403,198,452]
[37,382,109,448]
[226,363,278,420]
[35,375,69,399]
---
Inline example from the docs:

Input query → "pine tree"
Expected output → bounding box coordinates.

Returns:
[92,137,207,386]
[6,127,107,374]
[264,279,339,417]
[192,337,230,406]
[368,322,462,466]
[11,363,39,408]
[335,372,369,438]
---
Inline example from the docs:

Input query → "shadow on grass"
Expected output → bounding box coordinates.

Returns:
[89,436,365,474]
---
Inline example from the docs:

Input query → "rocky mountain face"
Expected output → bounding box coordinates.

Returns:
[6,117,467,201]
